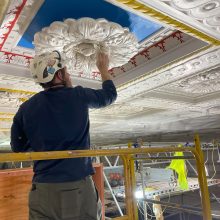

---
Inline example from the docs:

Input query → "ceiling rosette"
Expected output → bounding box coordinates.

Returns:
[33,17,139,73]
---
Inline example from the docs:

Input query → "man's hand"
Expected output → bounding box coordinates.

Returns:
[96,52,109,74]
[96,52,111,81]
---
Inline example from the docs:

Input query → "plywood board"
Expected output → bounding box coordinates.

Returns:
[0,164,104,220]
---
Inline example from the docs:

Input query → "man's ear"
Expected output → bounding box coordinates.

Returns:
[56,70,63,81]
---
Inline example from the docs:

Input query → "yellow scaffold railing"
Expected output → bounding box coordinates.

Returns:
[0,135,212,220]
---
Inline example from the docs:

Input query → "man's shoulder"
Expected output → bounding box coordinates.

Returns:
[60,86,85,97]
[20,87,85,108]
[19,92,42,109]
[62,86,84,92]
[70,85,85,96]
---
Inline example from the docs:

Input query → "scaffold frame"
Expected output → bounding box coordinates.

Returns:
[0,135,212,220]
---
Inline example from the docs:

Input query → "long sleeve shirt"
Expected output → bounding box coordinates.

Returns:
[11,80,117,183]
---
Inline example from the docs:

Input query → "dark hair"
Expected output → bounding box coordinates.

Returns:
[39,68,65,89]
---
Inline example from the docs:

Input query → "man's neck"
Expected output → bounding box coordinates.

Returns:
[45,84,65,90]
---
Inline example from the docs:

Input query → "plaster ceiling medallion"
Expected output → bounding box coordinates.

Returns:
[34,18,139,74]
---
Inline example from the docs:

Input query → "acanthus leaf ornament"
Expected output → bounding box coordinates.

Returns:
[34,18,139,74]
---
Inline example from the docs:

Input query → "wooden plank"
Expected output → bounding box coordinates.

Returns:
[0,168,32,220]
[0,164,105,220]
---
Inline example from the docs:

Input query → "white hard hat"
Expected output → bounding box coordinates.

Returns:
[30,51,65,83]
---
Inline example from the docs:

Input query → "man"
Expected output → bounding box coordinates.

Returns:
[11,51,117,220]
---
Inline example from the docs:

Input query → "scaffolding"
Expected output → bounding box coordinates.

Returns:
[0,135,212,220]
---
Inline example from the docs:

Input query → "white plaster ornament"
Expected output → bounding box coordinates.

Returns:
[33,18,139,74]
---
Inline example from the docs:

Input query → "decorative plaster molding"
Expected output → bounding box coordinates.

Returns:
[139,27,174,49]
[0,0,201,85]
[90,104,152,117]
[0,73,40,92]
[0,0,177,62]
[2,45,218,105]
[0,121,11,129]
[108,0,220,45]
[0,51,32,66]
[0,27,190,84]
[0,0,27,50]
[34,18,139,74]
[161,0,220,34]
[2,29,175,63]
[117,47,220,102]
[162,66,220,95]
[137,0,220,41]
[2,0,44,52]
[110,30,188,78]
[0,95,23,108]
[0,89,34,114]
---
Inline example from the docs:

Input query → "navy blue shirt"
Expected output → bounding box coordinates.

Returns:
[11,80,117,183]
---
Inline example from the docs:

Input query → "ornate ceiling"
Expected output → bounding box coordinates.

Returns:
[137,0,220,41]
[0,0,220,147]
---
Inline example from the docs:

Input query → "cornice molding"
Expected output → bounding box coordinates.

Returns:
[108,0,220,45]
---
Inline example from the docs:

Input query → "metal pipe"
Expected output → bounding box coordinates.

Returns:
[114,156,120,166]
[121,156,133,220]
[140,162,148,220]
[103,171,123,216]
[139,198,203,216]
[194,134,212,220]
[104,156,112,167]
[143,160,171,166]
[165,212,181,219]
[143,201,148,220]
[113,216,128,220]
[0,147,196,163]
[217,145,220,162]
[136,156,194,160]
[129,156,138,220]
[212,193,220,204]
[122,155,138,220]
[186,160,198,176]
